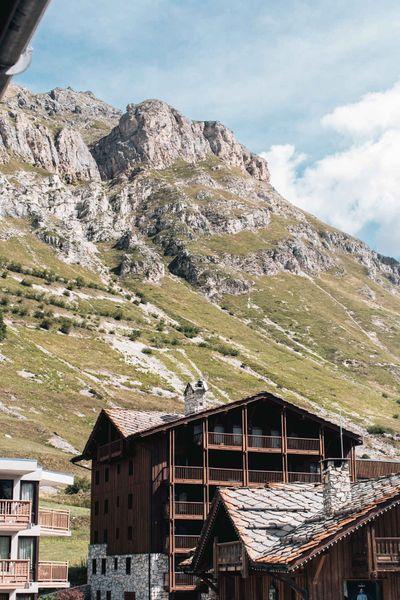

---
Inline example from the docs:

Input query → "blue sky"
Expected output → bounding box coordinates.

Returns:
[18,0,400,257]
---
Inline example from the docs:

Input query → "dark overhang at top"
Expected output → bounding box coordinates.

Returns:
[0,0,51,100]
[75,389,363,462]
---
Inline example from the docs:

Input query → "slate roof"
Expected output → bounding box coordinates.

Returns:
[195,474,400,571]
[104,408,183,438]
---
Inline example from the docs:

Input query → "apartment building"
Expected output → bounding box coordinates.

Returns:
[0,457,73,600]
[77,383,380,599]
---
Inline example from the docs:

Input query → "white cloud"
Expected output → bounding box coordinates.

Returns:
[322,81,400,138]
[263,81,400,258]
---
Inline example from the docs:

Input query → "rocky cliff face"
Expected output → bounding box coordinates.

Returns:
[92,99,269,181]
[0,85,399,294]
[1,85,400,465]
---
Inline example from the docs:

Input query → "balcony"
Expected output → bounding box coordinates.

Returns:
[164,572,199,592]
[0,560,29,588]
[375,537,400,571]
[288,471,321,483]
[175,466,203,483]
[97,439,124,462]
[216,541,243,570]
[0,500,31,530]
[174,502,204,520]
[286,437,320,454]
[248,470,284,485]
[38,561,69,587]
[248,435,282,452]
[208,432,242,450]
[209,468,243,486]
[175,535,200,553]
[39,508,71,535]
[174,572,199,590]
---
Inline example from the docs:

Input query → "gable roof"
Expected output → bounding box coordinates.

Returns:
[77,390,362,460]
[192,474,400,573]
[104,408,183,438]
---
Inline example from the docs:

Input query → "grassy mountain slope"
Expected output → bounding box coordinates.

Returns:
[0,215,399,472]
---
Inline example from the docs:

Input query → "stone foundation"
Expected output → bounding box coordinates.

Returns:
[88,545,169,600]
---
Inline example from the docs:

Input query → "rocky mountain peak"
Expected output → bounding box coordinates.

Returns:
[92,98,269,181]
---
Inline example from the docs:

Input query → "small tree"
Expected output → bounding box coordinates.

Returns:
[0,313,6,341]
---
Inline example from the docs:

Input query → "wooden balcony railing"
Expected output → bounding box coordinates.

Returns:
[175,502,203,518]
[97,439,123,462]
[208,432,242,448]
[39,508,70,532]
[175,535,200,550]
[375,537,400,570]
[248,435,282,450]
[216,541,243,567]
[288,471,321,483]
[248,470,284,485]
[286,437,320,453]
[0,560,29,586]
[174,466,203,482]
[0,500,31,525]
[174,572,199,588]
[209,468,243,485]
[356,459,400,480]
[38,561,69,583]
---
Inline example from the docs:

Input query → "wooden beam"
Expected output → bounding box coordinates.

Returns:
[281,408,288,483]
[242,406,249,486]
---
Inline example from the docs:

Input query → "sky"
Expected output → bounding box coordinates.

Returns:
[18,0,400,258]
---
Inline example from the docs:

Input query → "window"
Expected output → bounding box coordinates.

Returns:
[128,460,133,476]
[18,537,35,567]
[117,464,121,475]
[124,594,135,600]
[126,557,131,575]
[127,526,133,540]
[114,557,118,571]
[0,480,13,500]
[103,529,108,544]
[128,493,133,509]
[105,468,109,483]
[116,496,120,508]
[95,471,99,485]
[104,499,109,514]
[0,537,11,559]
[96,592,101,600]
[94,501,99,516]
[106,592,111,600]
[92,559,97,575]
[101,558,106,575]
[116,528,120,540]
[94,530,98,544]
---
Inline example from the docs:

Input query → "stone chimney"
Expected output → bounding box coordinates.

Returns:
[184,380,208,416]
[322,459,352,516]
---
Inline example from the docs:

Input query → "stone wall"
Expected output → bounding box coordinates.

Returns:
[88,545,169,600]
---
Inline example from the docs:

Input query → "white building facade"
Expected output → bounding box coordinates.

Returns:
[0,457,73,600]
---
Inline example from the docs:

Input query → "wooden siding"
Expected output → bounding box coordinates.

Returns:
[88,393,362,594]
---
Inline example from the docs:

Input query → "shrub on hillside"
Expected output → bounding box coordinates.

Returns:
[129,329,141,341]
[38,318,53,330]
[367,424,394,435]
[0,313,6,341]
[65,476,90,495]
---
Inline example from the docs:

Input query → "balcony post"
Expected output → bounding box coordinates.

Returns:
[367,524,377,576]
[203,418,209,519]
[168,429,175,591]
[319,426,325,480]
[281,408,288,483]
[242,407,249,486]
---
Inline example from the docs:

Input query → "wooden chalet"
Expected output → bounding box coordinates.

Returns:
[190,462,400,599]
[77,383,400,599]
